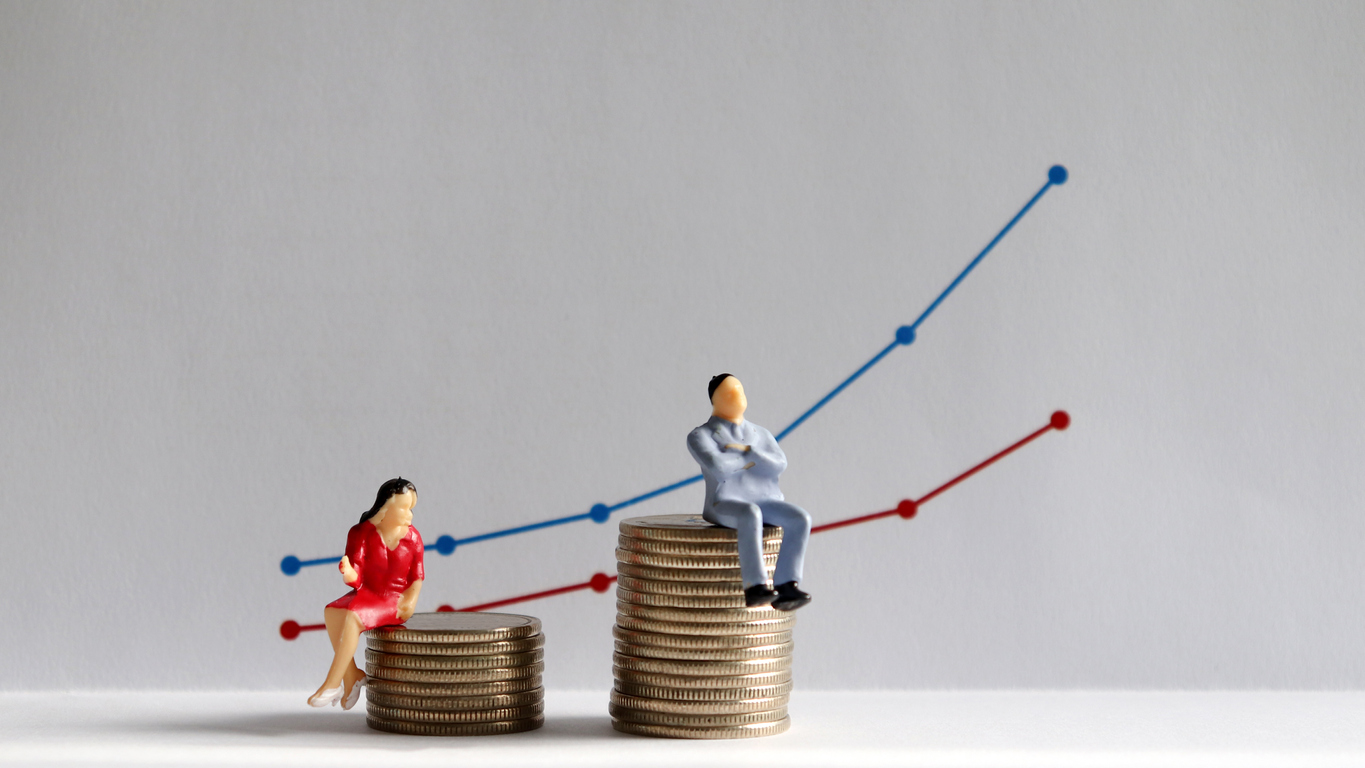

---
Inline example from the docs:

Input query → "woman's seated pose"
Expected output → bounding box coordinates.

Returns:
[308,478,424,709]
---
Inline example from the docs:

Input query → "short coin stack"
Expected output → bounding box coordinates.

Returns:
[611,514,795,739]
[363,612,545,736]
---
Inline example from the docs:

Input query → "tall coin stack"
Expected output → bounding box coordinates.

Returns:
[363,612,545,736]
[611,514,796,739]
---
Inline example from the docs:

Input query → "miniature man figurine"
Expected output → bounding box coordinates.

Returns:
[688,374,812,610]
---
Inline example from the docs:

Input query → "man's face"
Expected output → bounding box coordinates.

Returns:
[711,376,747,421]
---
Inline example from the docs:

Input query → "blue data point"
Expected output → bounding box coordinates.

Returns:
[895,325,916,345]
[280,556,301,576]
[590,503,611,523]
[1049,165,1068,185]
[435,535,457,556]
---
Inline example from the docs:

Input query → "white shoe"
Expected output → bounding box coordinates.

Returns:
[308,685,343,708]
[341,675,366,710]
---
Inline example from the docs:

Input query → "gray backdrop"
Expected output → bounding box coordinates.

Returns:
[3,1,1363,691]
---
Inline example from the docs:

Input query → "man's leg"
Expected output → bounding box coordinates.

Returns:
[758,500,811,586]
[705,500,768,589]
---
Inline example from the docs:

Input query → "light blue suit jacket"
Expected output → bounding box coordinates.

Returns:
[686,415,788,511]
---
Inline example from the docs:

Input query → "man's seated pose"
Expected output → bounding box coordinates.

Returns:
[687,373,812,611]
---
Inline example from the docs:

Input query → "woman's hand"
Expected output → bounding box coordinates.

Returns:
[396,580,423,622]
[339,555,359,586]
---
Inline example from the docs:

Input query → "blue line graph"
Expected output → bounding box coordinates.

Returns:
[279,165,1068,576]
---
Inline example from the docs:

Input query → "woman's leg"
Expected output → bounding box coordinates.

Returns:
[312,608,365,700]
[324,607,365,686]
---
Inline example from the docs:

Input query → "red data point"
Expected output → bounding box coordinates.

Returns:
[589,572,613,593]
[897,499,918,519]
[279,620,301,640]
[436,604,455,612]
[1050,410,1071,430]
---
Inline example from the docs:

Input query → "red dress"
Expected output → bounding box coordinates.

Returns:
[326,522,425,630]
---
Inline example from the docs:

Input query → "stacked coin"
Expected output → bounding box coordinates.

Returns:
[611,514,795,739]
[363,612,545,736]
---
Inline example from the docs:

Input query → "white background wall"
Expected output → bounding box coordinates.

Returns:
[2,1,1363,691]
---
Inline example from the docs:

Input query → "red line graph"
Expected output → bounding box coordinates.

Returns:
[280,411,1069,639]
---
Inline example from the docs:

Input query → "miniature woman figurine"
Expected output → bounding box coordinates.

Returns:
[308,478,424,709]
[687,374,813,611]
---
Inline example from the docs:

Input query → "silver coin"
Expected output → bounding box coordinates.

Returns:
[616,615,795,637]
[613,680,794,701]
[613,652,791,676]
[366,661,544,684]
[613,625,791,649]
[616,587,749,609]
[367,689,543,711]
[615,575,744,597]
[365,676,542,697]
[618,535,782,557]
[364,648,543,671]
[610,690,788,715]
[367,703,543,724]
[616,548,778,570]
[611,717,790,739]
[610,703,787,727]
[366,714,543,736]
[613,667,792,689]
[368,612,541,644]
[367,636,544,656]
[619,515,782,543]
[616,562,752,582]
[614,640,793,661]
[614,601,784,623]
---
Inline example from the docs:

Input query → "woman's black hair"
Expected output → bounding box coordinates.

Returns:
[360,477,417,525]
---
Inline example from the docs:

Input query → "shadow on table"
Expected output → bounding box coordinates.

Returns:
[130,711,372,740]
[532,714,618,739]
[134,712,619,744]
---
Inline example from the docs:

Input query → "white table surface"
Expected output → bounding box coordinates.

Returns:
[2,690,1362,767]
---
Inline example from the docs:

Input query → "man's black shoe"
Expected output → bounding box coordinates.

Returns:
[744,583,777,607]
[772,581,811,612]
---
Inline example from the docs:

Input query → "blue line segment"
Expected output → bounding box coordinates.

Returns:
[909,178,1056,332]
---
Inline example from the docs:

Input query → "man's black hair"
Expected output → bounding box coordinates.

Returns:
[708,373,734,403]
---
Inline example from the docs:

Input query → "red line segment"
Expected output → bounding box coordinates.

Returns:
[811,414,1063,534]
[279,620,325,640]
[810,507,899,535]
[448,573,617,613]
[918,423,1053,506]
